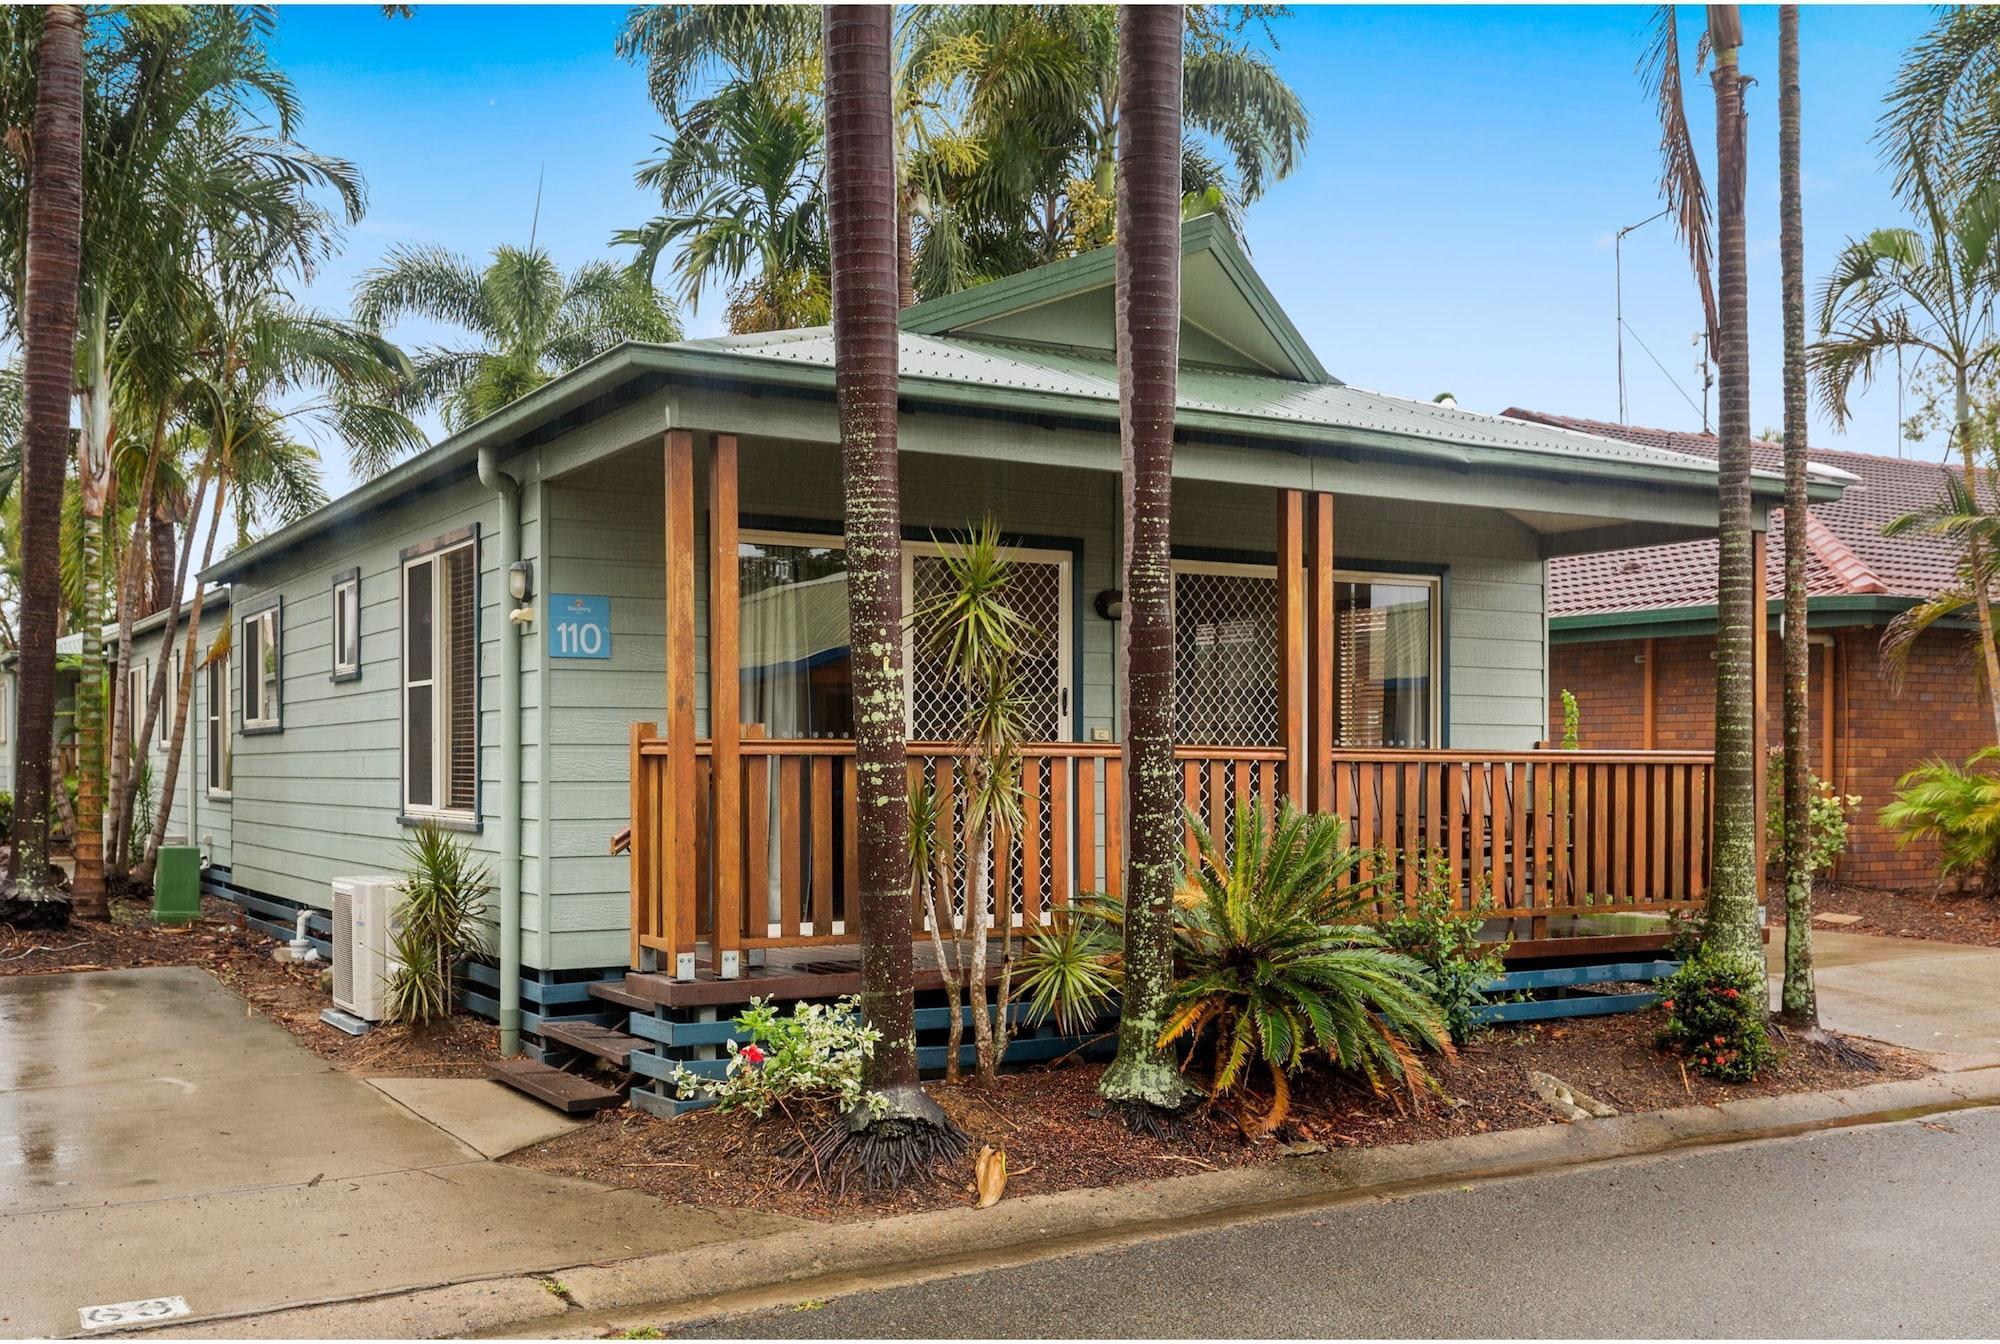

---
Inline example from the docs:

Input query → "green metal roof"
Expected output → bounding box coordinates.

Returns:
[204,220,1843,584]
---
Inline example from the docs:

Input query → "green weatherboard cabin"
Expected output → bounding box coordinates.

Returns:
[188,217,1842,1079]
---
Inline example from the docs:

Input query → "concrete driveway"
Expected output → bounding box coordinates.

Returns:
[1774,929,2000,1064]
[0,967,796,1338]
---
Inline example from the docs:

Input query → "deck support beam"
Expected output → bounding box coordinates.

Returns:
[1276,489,1307,805]
[1307,491,1337,810]
[662,428,698,978]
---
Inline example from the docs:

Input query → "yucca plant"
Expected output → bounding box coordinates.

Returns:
[384,823,492,1026]
[1146,802,1451,1136]
[1881,749,2000,898]
[1017,914,1121,1037]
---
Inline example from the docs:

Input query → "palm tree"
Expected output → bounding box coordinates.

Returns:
[4,5,83,912]
[1099,2,1197,1124]
[1705,4,1763,974]
[1776,5,1816,1023]
[1879,6,2000,204]
[355,242,681,432]
[911,6,1308,296]
[616,82,829,332]
[1639,4,1722,355]
[817,2,962,1182]
[1814,174,2000,743]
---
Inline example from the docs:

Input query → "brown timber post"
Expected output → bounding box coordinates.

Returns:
[1276,489,1307,806]
[663,428,699,978]
[1751,528,1771,910]
[1307,492,1337,811]
[708,433,742,978]
[1642,636,1657,749]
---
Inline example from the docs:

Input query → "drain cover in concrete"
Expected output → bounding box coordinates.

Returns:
[79,1296,190,1330]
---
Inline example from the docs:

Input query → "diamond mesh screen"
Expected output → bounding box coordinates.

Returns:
[1174,567,1278,746]
[908,550,1065,742]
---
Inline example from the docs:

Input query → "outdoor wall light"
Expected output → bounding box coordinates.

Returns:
[508,560,535,603]
[1094,588,1124,622]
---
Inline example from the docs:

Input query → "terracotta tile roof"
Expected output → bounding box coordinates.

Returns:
[1506,409,1971,618]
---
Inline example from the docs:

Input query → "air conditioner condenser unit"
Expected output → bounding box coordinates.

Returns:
[330,875,404,1021]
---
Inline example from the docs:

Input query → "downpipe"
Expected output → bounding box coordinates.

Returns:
[479,445,524,1057]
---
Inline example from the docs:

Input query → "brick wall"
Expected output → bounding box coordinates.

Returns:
[1551,626,1994,890]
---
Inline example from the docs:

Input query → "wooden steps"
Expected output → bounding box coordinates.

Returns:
[539,1020,640,1068]
[488,1057,625,1114]
[586,979,656,1013]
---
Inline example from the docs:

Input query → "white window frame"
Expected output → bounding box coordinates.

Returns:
[0,678,9,745]
[205,651,231,799]
[157,648,174,751]
[901,539,1075,742]
[240,602,282,733]
[400,535,479,821]
[126,661,146,751]
[331,569,361,682]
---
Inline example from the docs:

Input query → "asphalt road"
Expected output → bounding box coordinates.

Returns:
[686,1104,2000,1338]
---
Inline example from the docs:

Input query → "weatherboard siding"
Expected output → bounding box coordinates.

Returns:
[216,467,546,953]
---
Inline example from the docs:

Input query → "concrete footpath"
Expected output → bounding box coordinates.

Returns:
[0,968,800,1339]
[12,931,2000,1339]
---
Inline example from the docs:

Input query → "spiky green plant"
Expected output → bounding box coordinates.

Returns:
[384,823,492,1027]
[1016,914,1119,1037]
[1098,802,1448,1135]
[1880,748,2000,898]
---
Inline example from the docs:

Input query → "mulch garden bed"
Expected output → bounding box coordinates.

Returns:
[1785,883,2000,950]
[0,893,497,1077]
[506,1009,1925,1223]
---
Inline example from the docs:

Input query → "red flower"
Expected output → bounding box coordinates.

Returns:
[1721,987,1740,1000]
[739,1044,766,1065]
[1661,999,1675,1010]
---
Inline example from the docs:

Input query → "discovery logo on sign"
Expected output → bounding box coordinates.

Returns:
[548,594,611,659]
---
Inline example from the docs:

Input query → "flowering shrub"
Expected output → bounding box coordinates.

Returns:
[1653,949,1775,1082]
[667,995,886,1119]
[1767,751,1859,878]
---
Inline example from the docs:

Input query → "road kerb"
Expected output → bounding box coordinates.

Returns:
[132,1070,2000,1340]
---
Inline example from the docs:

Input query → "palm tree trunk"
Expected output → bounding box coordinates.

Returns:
[824,3,951,1141]
[142,472,225,882]
[1955,373,2000,743]
[70,307,114,919]
[7,4,84,903]
[1777,5,1817,1024]
[967,816,995,1085]
[106,433,164,876]
[1706,5,1762,974]
[1100,3,1196,1117]
[150,502,177,617]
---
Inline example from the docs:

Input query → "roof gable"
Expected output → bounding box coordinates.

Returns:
[899,213,1332,383]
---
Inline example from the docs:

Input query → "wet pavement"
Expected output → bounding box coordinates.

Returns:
[0,967,798,1338]
[1774,929,2000,1063]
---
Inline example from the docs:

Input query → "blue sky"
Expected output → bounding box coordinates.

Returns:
[267,4,1940,499]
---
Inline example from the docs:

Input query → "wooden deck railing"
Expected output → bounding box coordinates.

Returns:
[628,730,1714,973]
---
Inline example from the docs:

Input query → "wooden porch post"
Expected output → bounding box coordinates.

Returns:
[663,428,698,978]
[708,433,742,978]
[1307,491,1336,810]
[1642,636,1657,749]
[1751,528,1770,908]
[1276,489,1307,805]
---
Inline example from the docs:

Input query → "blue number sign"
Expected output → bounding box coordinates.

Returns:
[548,594,611,660]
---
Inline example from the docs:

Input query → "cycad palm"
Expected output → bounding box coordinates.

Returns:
[354,242,682,433]
[1157,803,1447,1135]
[1813,171,2000,740]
